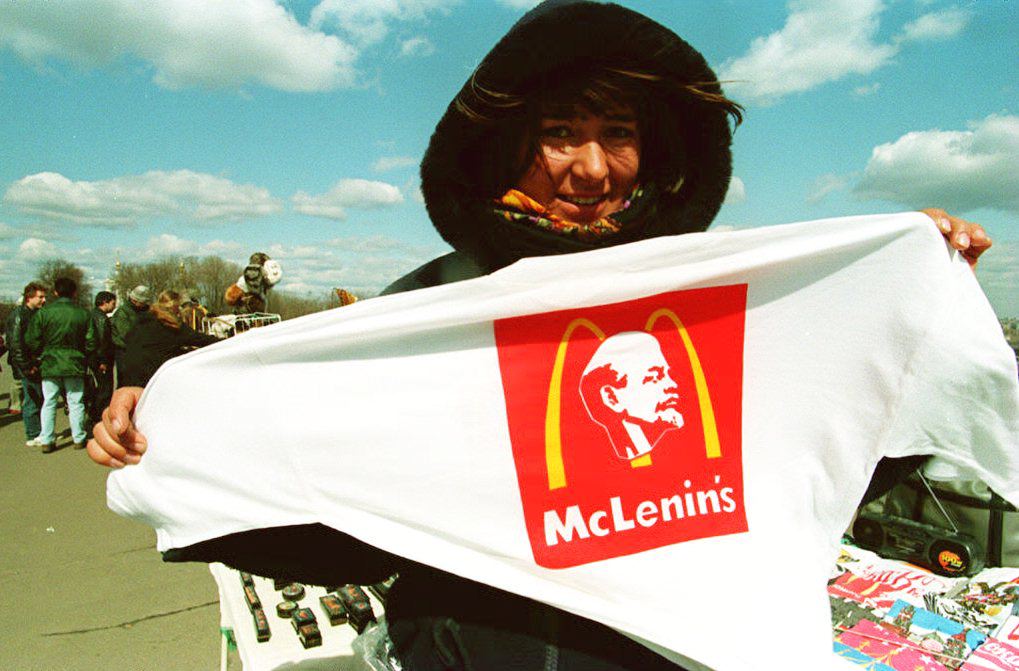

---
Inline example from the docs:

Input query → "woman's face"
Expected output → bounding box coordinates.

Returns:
[515,105,640,223]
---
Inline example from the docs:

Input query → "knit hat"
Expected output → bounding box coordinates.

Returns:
[128,285,152,304]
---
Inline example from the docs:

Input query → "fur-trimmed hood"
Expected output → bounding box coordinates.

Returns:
[420,0,734,271]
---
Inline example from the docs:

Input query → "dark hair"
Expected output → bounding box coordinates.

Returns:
[95,290,117,307]
[456,66,743,198]
[53,277,77,298]
[22,281,47,300]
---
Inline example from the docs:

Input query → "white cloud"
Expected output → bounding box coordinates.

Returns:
[267,235,447,297]
[373,156,419,172]
[139,234,244,260]
[17,237,59,261]
[400,36,435,57]
[269,237,448,295]
[200,239,245,256]
[896,8,970,43]
[806,173,849,204]
[265,244,320,260]
[3,170,282,227]
[718,0,896,106]
[145,233,197,257]
[0,233,447,302]
[0,240,107,299]
[325,235,403,253]
[292,179,404,220]
[0,0,359,92]
[0,220,76,242]
[310,0,458,48]
[852,83,881,97]
[279,253,424,297]
[724,176,746,205]
[854,114,1019,214]
[718,2,974,106]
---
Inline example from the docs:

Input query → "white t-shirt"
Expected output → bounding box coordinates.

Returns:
[108,212,1019,671]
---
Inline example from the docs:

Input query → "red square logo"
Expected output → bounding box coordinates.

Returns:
[495,285,748,568]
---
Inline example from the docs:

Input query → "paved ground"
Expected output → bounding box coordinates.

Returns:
[0,366,235,670]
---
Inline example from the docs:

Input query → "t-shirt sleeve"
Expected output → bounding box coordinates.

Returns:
[883,253,1019,507]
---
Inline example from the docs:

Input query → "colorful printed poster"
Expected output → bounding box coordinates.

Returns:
[884,600,988,669]
[830,572,907,611]
[956,569,1019,634]
[831,594,885,632]
[836,619,951,670]
[833,640,897,670]
[924,595,1006,637]
[960,638,1019,671]
[994,616,1019,645]
[833,544,965,612]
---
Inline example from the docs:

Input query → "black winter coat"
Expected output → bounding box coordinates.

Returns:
[160,2,735,668]
[89,308,115,368]
[120,312,219,387]
[5,305,40,380]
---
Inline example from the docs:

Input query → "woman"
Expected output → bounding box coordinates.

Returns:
[119,290,219,388]
[89,2,992,669]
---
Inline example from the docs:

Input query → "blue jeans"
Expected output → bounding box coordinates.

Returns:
[39,377,87,445]
[20,377,43,440]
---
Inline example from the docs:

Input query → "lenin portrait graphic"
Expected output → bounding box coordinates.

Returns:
[580,331,685,461]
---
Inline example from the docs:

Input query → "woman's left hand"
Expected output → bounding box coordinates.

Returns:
[921,208,992,269]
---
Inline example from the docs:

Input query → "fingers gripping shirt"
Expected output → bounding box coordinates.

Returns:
[107,212,1019,671]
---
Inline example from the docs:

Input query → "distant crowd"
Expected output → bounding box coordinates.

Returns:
[2,279,217,453]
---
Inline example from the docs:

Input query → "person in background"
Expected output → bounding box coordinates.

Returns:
[110,285,150,386]
[7,283,47,445]
[26,277,95,453]
[178,294,208,332]
[0,312,15,415]
[0,327,7,412]
[119,290,219,388]
[86,291,117,430]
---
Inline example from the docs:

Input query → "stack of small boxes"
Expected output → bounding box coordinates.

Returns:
[238,572,393,649]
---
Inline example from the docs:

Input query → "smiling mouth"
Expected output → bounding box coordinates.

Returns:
[559,194,605,206]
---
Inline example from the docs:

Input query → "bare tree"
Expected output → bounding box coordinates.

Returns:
[269,291,334,320]
[36,259,92,307]
[105,254,335,321]
[188,256,242,315]
[110,258,181,301]
[110,256,243,314]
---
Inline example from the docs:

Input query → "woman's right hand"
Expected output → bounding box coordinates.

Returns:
[87,386,147,468]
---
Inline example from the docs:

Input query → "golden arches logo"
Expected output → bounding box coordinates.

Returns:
[544,310,722,490]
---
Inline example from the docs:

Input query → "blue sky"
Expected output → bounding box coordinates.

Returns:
[1,0,1016,315]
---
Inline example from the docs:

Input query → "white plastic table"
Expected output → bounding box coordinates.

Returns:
[209,562,383,671]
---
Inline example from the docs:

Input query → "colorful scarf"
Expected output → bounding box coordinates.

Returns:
[493,186,643,241]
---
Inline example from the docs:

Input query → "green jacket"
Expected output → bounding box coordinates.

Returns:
[25,297,96,378]
[110,302,146,350]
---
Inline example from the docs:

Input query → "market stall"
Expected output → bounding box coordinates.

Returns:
[209,563,388,671]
